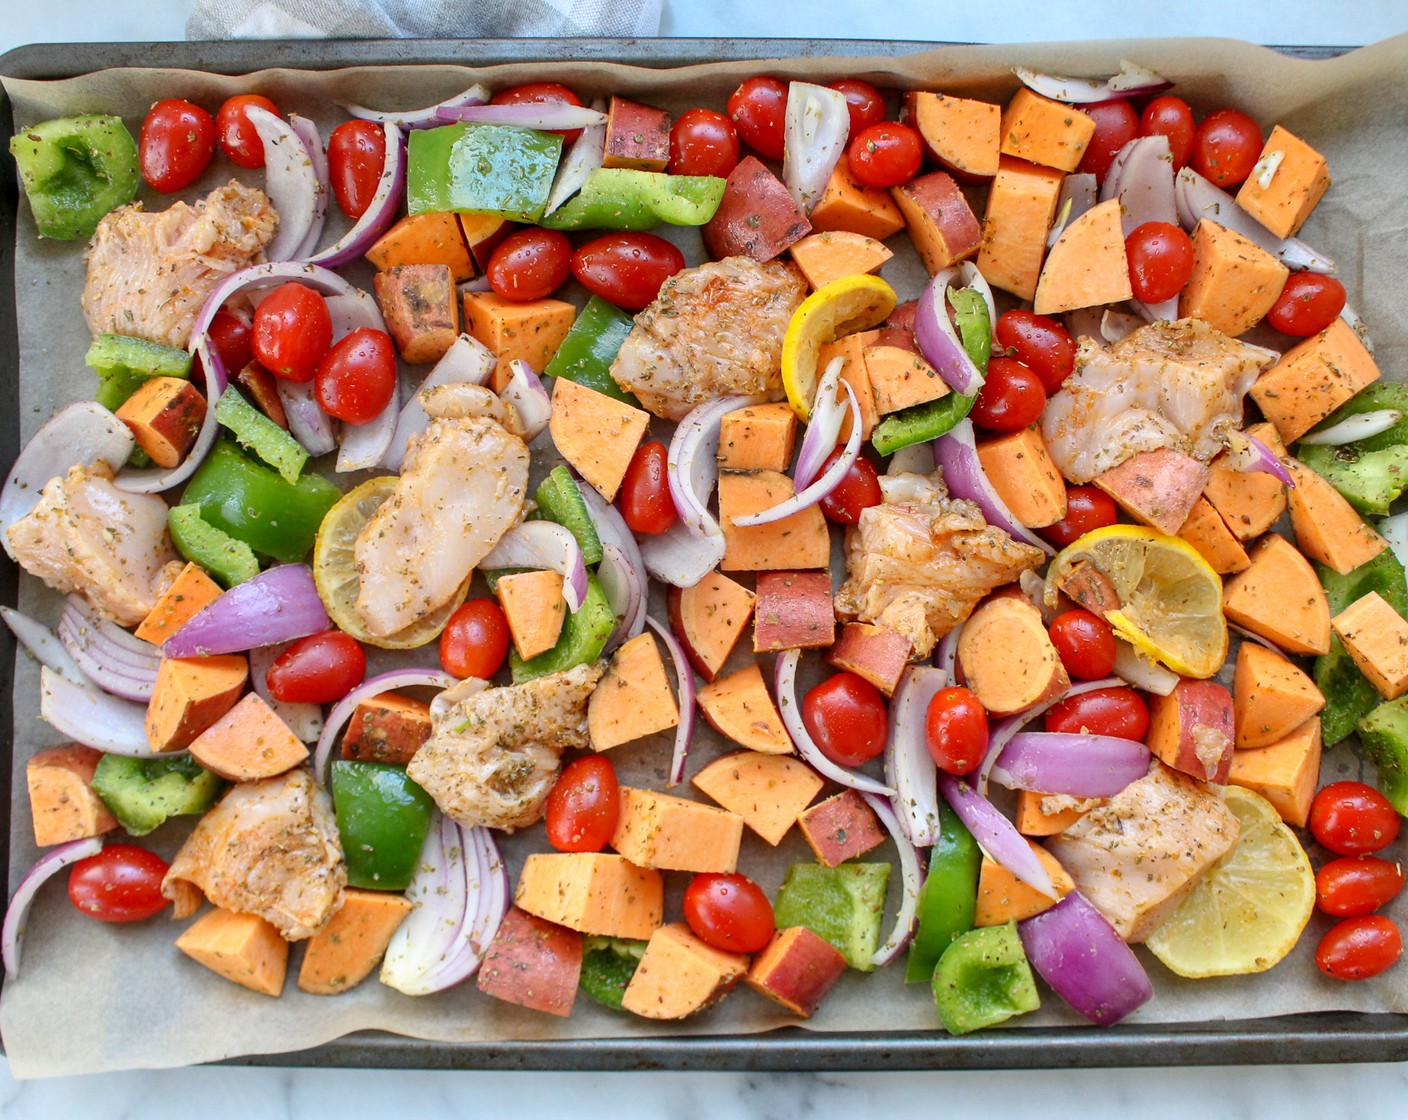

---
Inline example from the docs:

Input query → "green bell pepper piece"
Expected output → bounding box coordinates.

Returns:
[10,114,139,240]
[533,466,604,565]
[91,753,224,837]
[1316,548,1408,745]
[213,386,308,484]
[168,504,260,587]
[1357,698,1408,817]
[931,922,1041,1035]
[539,169,725,232]
[773,862,890,972]
[1296,441,1408,517]
[951,286,992,374]
[905,801,982,983]
[509,572,616,683]
[407,124,562,223]
[579,936,649,1010]
[330,761,435,892]
[85,333,193,412]
[542,296,639,406]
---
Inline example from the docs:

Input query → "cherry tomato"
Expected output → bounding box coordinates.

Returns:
[439,598,511,680]
[1077,99,1139,184]
[216,93,280,170]
[1191,108,1264,188]
[206,308,254,376]
[683,872,776,953]
[1316,856,1406,918]
[68,845,171,923]
[1045,687,1150,742]
[1266,272,1347,337]
[818,448,882,524]
[1048,609,1117,680]
[327,120,386,220]
[994,309,1076,395]
[969,356,1046,432]
[925,686,990,775]
[618,440,678,536]
[802,672,888,768]
[266,630,367,704]
[1125,221,1196,304]
[727,76,788,160]
[1140,96,1196,171]
[545,755,620,853]
[139,98,216,193]
[1041,485,1119,548]
[314,327,397,424]
[830,78,886,134]
[570,232,686,311]
[486,228,573,303]
[1316,915,1403,981]
[491,81,585,145]
[252,282,333,383]
[847,122,923,189]
[668,108,740,178]
[1310,782,1401,856]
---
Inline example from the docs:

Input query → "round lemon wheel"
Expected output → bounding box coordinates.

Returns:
[312,476,468,650]
[1146,786,1315,978]
[780,273,897,420]
[1044,523,1228,679]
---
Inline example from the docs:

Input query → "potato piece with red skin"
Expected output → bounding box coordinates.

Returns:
[373,263,459,365]
[1092,447,1211,536]
[890,171,982,275]
[753,570,836,652]
[703,156,812,262]
[621,922,750,1020]
[340,693,433,765]
[603,97,671,172]
[825,622,913,696]
[476,907,584,1017]
[115,376,206,468]
[696,663,793,755]
[1148,679,1235,784]
[746,926,849,1018]
[26,744,119,847]
[668,570,756,682]
[797,789,887,867]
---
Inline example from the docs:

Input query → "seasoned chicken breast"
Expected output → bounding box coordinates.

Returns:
[82,181,277,350]
[6,461,176,625]
[162,768,346,941]
[610,256,807,420]
[408,664,604,832]
[417,381,527,437]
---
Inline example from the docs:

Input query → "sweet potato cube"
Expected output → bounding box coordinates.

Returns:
[1285,454,1387,575]
[696,663,793,755]
[457,213,516,270]
[135,562,223,644]
[975,842,1074,926]
[26,744,118,846]
[365,211,475,281]
[461,292,576,393]
[692,751,824,845]
[1000,89,1095,172]
[1179,220,1289,338]
[797,789,887,867]
[1233,641,1325,749]
[476,907,584,1018]
[891,171,982,275]
[863,344,948,415]
[603,96,671,172]
[825,623,913,696]
[515,852,663,940]
[1223,534,1331,655]
[298,888,412,995]
[1228,717,1322,828]
[753,570,835,653]
[115,376,206,468]
[788,230,894,291]
[549,377,649,501]
[1033,197,1132,314]
[496,569,566,661]
[1203,423,1288,541]
[905,91,1001,178]
[1251,319,1382,443]
[719,471,831,571]
[1014,790,1099,837]
[1177,497,1250,575]
[976,425,1067,529]
[175,908,288,997]
[1235,125,1331,240]
[1332,592,1408,700]
[621,922,749,1020]
[340,692,433,765]
[819,329,882,440]
[703,155,812,262]
[717,402,798,473]
[809,158,906,241]
[1054,559,1121,618]
[746,925,848,1018]
[587,632,681,752]
[978,156,1065,301]
[667,570,756,681]
[188,693,309,781]
[612,788,743,874]
[958,595,1068,716]
[1093,446,1211,536]
[1148,678,1236,784]
[373,263,459,365]
[145,654,249,754]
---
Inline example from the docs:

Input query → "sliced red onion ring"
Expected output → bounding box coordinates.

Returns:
[344,84,490,128]
[2,836,105,978]
[1174,167,1335,274]
[1300,409,1402,446]
[1340,301,1374,354]
[325,290,399,472]
[278,379,337,457]
[383,334,496,471]
[783,81,850,214]
[480,521,588,612]
[577,483,648,651]
[775,650,897,797]
[313,668,457,784]
[1047,173,1097,249]
[1019,891,1153,1025]
[61,596,158,666]
[434,103,607,130]
[502,359,552,440]
[914,268,986,397]
[795,357,849,490]
[245,106,319,262]
[57,623,154,703]
[976,677,1121,798]
[934,419,1055,556]
[545,98,607,216]
[2,606,88,686]
[1014,60,1172,104]
[162,564,329,658]
[938,773,1055,897]
[989,732,1151,799]
[639,525,724,590]
[1230,622,1284,657]
[1100,136,1173,230]
[887,442,935,476]
[57,599,159,703]
[248,643,323,743]
[421,823,510,991]
[884,665,949,847]
[1100,309,1144,343]
[1019,569,1056,624]
[860,791,922,967]
[1112,637,1179,696]
[1225,429,1295,487]
[957,261,997,328]
[934,622,962,681]
[644,615,697,787]
[39,666,158,757]
[381,815,465,994]
[305,122,404,270]
[735,384,860,526]
[287,114,329,260]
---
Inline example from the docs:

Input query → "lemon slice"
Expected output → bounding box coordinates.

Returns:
[781,274,897,420]
[1045,523,1228,679]
[313,476,468,650]
[1146,786,1315,978]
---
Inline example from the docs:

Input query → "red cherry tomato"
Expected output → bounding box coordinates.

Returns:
[216,93,280,169]
[491,82,585,145]
[1316,915,1403,981]
[545,755,621,853]
[266,630,367,704]
[68,845,171,923]
[1191,108,1264,188]
[252,282,333,383]
[1040,485,1119,548]
[668,108,740,178]
[1316,856,1406,918]
[1045,687,1150,742]
[683,872,776,953]
[314,327,397,425]
[1125,221,1196,304]
[1077,99,1139,184]
[439,598,511,681]
[994,310,1076,395]
[925,686,990,776]
[206,309,254,376]
[819,448,882,524]
[618,440,678,536]
[1048,609,1117,680]
[570,232,686,311]
[969,356,1046,432]
[727,76,788,160]
[485,228,572,303]
[802,672,888,768]
[1310,782,1401,856]
[1140,96,1196,171]
[830,78,886,134]
[327,120,387,220]
[847,122,923,189]
[1266,272,1347,337]
[139,98,216,193]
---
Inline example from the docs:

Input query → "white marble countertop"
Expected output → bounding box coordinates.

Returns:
[3,1,1408,1113]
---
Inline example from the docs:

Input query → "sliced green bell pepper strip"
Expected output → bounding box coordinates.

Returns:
[542,296,640,406]
[91,753,224,837]
[931,921,1041,1035]
[407,124,562,223]
[213,386,308,484]
[539,169,725,232]
[1316,547,1408,745]
[533,466,604,565]
[579,936,649,1010]
[10,114,139,240]
[773,862,890,972]
[905,801,982,983]
[85,333,193,412]
[330,761,435,892]
[509,572,615,683]
[168,503,260,588]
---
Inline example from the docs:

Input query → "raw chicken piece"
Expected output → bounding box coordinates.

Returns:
[417,382,527,437]
[6,461,176,625]
[610,256,807,420]
[82,181,277,350]
[1041,318,1278,483]
[408,664,604,832]
[162,768,346,940]
[834,472,1044,659]
[1045,762,1241,943]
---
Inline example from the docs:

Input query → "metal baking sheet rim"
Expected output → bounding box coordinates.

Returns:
[0,36,1401,1072]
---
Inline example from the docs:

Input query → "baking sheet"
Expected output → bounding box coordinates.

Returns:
[3,34,1408,1078]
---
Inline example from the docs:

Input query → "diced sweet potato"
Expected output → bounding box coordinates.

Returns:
[891,171,982,275]
[1228,717,1322,828]
[496,569,567,660]
[1148,679,1236,783]
[475,906,584,1018]
[1250,318,1382,443]
[696,662,793,755]
[1177,496,1250,575]
[703,155,812,262]
[602,97,671,172]
[115,376,206,468]
[957,595,1069,716]
[746,925,848,1018]
[549,377,649,501]
[457,213,516,270]
[235,363,288,429]
[797,789,886,867]
[863,344,947,415]
[1093,446,1211,536]
[975,842,1073,926]
[904,91,1001,177]
[752,570,835,652]
[611,788,744,874]
[719,471,831,571]
[373,263,459,365]
[1234,125,1331,240]
[135,562,222,644]
[808,158,906,241]
[825,622,913,696]
[298,888,412,995]
[175,908,288,997]
[788,230,893,290]
[461,292,576,393]
[667,570,756,681]
[365,211,475,281]
[1014,790,1099,837]
[1055,559,1121,618]
[26,744,118,846]
[819,329,882,440]
[976,425,1067,528]
[1223,534,1331,655]
[587,631,681,752]
[1202,423,1288,541]
[1000,89,1095,172]
[340,692,433,764]
[1179,220,1288,338]
[692,750,824,845]
[1332,591,1408,700]
[146,654,249,754]
[717,402,798,473]
[1285,454,1387,575]
[1033,197,1132,314]
[1233,641,1325,749]
[978,156,1065,301]
[187,693,309,781]
[515,852,663,940]
[621,922,749,1020]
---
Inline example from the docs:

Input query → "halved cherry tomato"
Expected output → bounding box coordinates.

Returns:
[668,108,740,178]
[1045,687,1149,742]
[314,327,397,424]
[571,232,685,311]
[1266,272,1347,337]
[1125,221,1196,304]
[68,845,171,923]
[994,310,1076,395]
[486,228,573,303]
[1191,108,1264,188]
[1316,856,1406,918]
[139,99,216,193]
[818,448,882,524]
[216,93,280,169]
[327,120,387,220]
[618,440,678,536]
[206,309,254,376]
[727,76,788,160]
[545,755,620,853]
[830,78,886,134]
[439,598,511,680]
[1310,782,1401,856]
[847,122,923,189]
[491,81,585,145]
[1077,99,1139,184]
[969,356,1046,432]
[1040,486,1118,548]
[252,282,333,383]
[1316,915,1403,981]
[925,686,989,775]
[683,872,776,953]
[802,672,888,768]
[266,630,367,704]
[1140,96,1196,171]
[1048,609,1117,680]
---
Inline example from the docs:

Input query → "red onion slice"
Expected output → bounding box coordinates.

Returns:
[638,525,724,590]
[39,666,159,757]
[1174,167,1335,274]
[480,521,589,612]
[934,419,1055,556]
[61,596,158,667]
[545,98,607,216]
[287,114,329,260]
[245,106,319,262]
[162,564,329,658]
[1048,173,1097,248]
[422,823,510,990]
[577,483,648,651]
[914,268,986,397]
[977,677,1121,797]
[958,261,998,329]
[644,615,697,787]
[1224,429,1295,487]
[2,837,105,978]
[324,290,399,473]
[934,622,962,681]
[434,103,607,130]
[344,84,490,128]
[1100,309,1144,342]
[1380,514,1408,575]
[1100,135,1174,232]
[783,81,850,214]
[383,334,496,470]
[1019,891,1153,1025]
[1,606,88,686]
[57,600,159,703]
[248,643,323,743]
[884,665,949,846]
[313,668,458,784]
[380,814,466,995]
[794,357,848,489]
[860,792,922,967]
[305,123,405,270]
[502,359,552,440]
[887,442,935,476]
[1340,301,1374,354]
[989,732,1152,799]
[775,650,897,797]
[277,379,337,457]
[1112,637,1179,696]
[938,773,1056,897]
[735,383,860,526]
[1014,61,1172,104]
[1300,409,1402,446]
